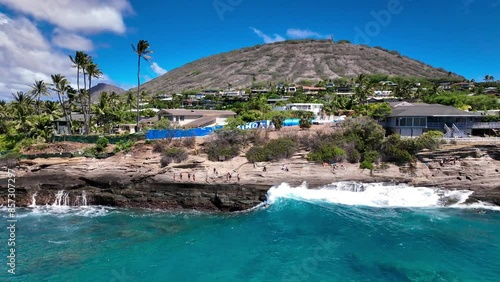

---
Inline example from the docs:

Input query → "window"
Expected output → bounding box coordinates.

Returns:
[413,117,427,127]
[180,116,185,121]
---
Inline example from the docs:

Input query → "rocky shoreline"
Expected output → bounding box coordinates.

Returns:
[1,142,499,211]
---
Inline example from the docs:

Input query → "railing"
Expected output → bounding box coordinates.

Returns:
[472,122,500,129]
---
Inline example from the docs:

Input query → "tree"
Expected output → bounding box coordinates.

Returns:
[271,114,285,131]
[30,80,49,115]
[296,111,314,129]
[132,39,153,131]
[69,51,89,93]
[84,60,103,134]
[51,74,73,134]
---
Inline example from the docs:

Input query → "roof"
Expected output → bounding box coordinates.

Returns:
[54,114,95,122]
[388,102,481,117]
[184,116,217,128]
[157,109,236,117]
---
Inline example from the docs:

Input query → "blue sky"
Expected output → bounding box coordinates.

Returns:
[0,0,499,99]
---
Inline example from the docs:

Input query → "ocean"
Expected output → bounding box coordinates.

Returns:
[2,182,500,282]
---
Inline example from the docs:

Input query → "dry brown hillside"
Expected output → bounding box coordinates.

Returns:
[136,39,461,94]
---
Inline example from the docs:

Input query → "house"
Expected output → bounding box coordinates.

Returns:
[374,90,392,97]
[381,102,484,137]
[451,82,474,91]
[54,113,95,135]
[251,88,270,94]
[283,103,323,117]
[112,124,137,134]
[157,109,236,128]
[299,86,327,95]
[484,87,498,94]
[438,82,452,91]
[223,90,246,97]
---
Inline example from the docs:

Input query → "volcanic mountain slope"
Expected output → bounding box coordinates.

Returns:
[90,83,126,101]
[137,39,461,94]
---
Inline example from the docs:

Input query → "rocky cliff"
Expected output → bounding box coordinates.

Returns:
[1,142,499,211]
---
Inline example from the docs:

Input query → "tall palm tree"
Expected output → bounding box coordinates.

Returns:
[132,39,153,131]
[69,51,88,93]
[84,60,103,134]
[51,74,73,134]
[30,80,49,115]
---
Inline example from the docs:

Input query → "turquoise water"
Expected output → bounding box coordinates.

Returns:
[2,183,500,282]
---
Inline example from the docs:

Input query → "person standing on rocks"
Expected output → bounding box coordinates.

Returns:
[173,173,176,182]
[192,173,196,182]
[188,172,191,181]
[180,173,183,181]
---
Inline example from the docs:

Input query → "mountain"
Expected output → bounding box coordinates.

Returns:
[137,39,463,94]
[90,83,125,101]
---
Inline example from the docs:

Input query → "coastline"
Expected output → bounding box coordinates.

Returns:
[1,141,499,211]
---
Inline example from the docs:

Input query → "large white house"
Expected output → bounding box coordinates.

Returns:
[157,109,236,128]
[284,103,323,117]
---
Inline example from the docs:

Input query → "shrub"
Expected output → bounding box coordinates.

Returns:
[153,141,166,153]
[163,147,188,163]
[363,150,380,163]
[182,137,196,149]
[271,115,285,131]
[360,160,375,171]
[246,138,297,163]
[160,156,171,168]
[95,137,109,152]
[0,151,21,168]
[114,140,134,153]
[204,130,249,161]
[153,119,172,130]
[299,118,312,129]
[308,144,346,163]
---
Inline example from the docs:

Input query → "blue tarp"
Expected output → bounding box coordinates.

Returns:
[146,126,223,140]
[146,118,304,140]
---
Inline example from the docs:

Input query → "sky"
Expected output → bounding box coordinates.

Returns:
[0,0,499,100]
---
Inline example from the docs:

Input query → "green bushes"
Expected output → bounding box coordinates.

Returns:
[95,137,109,152]
[307,144,345,163]
[204,130,250,161]
[114,140,134,153]
[246,138,296,162]
[164,147,188,163]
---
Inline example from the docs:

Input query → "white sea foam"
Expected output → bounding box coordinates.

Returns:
[266,182,500,210]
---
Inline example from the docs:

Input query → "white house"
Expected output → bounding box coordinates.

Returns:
[157,109,236,128]
[284,103,323,117]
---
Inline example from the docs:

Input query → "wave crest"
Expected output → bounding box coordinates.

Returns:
[266,182,499,210]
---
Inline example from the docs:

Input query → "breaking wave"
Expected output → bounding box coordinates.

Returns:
[266,182,500,210]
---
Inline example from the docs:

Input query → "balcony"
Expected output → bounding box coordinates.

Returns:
[472,122,500,129]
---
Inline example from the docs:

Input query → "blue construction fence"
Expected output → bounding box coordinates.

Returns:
[146,119,303,140]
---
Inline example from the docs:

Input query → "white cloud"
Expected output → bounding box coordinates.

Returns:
[0,13,101,100]
[0,0,132,34]
[150,62,167,76]
[286,28,324,39]
[52,29,94,51]
[250,27,285,44]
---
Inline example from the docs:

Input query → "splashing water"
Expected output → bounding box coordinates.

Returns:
[29,192,38,207]
[266,182,500,210]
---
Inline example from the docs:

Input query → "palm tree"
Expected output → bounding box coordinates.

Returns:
[30,80,49,115]
[11,91,34,133]
[84,60,103,134]
[126,92,134,112]
[132,39,153,131]
[51,74,73,134]
[69,51,89,93]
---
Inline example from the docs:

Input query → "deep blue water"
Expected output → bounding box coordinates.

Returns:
[1,183,500,282]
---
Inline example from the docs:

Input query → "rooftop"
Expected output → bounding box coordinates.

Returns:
[388,102,481,117]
